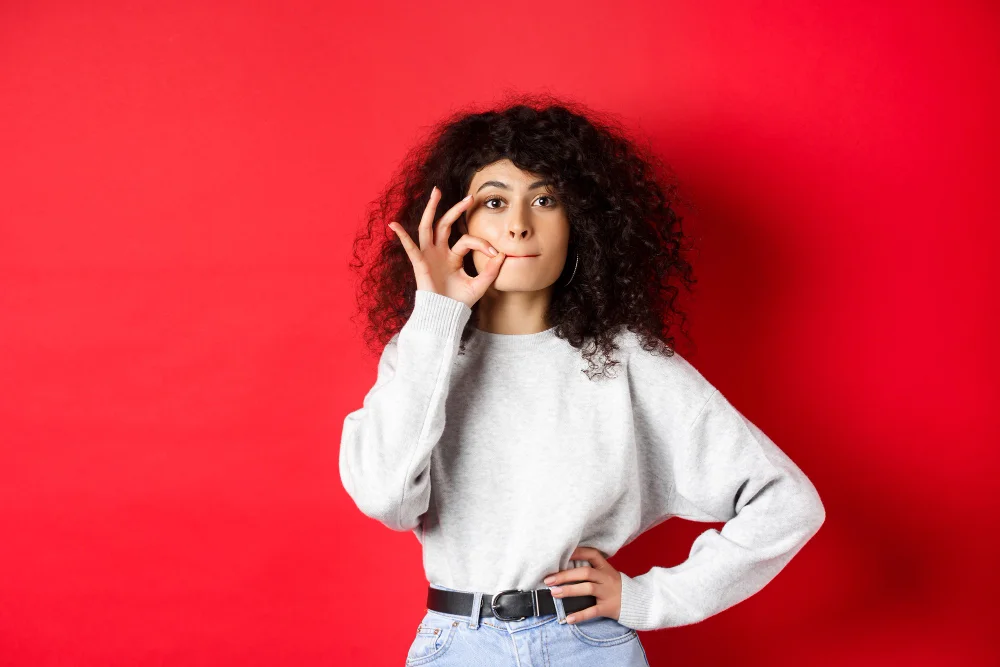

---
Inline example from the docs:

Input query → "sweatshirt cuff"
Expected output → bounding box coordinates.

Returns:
[404,289,472,338]
[617,571,657,631]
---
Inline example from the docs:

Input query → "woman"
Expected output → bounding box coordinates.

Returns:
[339,95,826,666]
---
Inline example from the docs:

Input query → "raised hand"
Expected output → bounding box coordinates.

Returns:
[388,185,506,309]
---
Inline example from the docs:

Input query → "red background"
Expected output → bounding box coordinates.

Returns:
[1,1,997,665]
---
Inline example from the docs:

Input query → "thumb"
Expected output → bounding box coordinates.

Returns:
[469,251,505,298]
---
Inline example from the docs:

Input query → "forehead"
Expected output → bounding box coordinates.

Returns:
[469,159,546,186]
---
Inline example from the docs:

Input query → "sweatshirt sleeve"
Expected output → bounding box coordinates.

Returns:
[338,289,472,532]
[617,381,826,631]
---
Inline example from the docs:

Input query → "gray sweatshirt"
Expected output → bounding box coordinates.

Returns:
[339,289,826,631]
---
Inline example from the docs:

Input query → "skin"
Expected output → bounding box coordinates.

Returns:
[388,161,624,623]
[544,547,624,624]
[457,158,569,334]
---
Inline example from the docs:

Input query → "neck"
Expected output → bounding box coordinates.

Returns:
[474,286,553,335]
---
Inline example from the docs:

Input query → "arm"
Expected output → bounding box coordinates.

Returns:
[338,289,472,532]
[618,388,826,631]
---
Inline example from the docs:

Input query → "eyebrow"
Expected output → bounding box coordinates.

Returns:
[475,179,553,194]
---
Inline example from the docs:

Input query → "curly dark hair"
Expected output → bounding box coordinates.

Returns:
[348,92,700,380]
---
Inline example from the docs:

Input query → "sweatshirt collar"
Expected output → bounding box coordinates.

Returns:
[468,325,560,352]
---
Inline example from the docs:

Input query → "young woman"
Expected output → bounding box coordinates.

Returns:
[339,95,826,666]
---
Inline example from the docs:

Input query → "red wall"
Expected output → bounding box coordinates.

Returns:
[1,1,996,665]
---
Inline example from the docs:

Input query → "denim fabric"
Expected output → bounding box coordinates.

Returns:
[404,583,650,666]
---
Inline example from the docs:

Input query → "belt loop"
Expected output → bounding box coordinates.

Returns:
[531,588,539,616]
[548,586,568,624]
[468,591,483,629]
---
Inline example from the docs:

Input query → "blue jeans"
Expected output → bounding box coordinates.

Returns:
[404,583,650,666]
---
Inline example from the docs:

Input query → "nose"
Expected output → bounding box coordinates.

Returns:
[506,205,531,241]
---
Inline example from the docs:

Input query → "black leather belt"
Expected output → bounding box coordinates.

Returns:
[427,585,598,622]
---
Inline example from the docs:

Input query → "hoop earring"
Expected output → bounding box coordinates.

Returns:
[561,247,579,287]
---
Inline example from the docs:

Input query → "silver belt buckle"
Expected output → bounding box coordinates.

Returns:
[491,589,527,621]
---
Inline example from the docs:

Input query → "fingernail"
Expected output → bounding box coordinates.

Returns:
[550,586,562,594]
[463,194,472,201]
[488,246,498,256]
[544,576,556,585]
[566,615,575,623]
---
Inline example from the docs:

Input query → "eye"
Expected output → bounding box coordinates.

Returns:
[481,194,558,210]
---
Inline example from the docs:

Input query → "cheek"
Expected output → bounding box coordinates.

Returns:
[465,218,499,243]
[461,212,480,235]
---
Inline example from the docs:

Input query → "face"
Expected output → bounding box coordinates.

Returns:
[460,159,571,293]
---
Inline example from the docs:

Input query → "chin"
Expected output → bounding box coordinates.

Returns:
[489,276,551,293]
